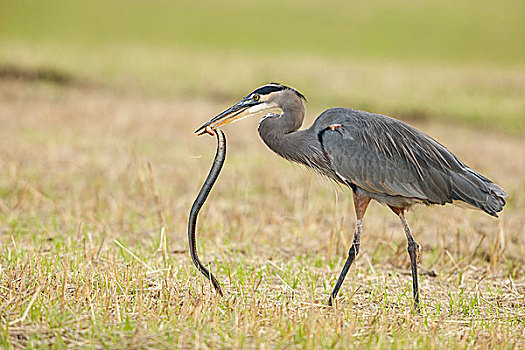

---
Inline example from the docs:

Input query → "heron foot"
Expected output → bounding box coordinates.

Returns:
[327,243,360,307]
[329,123,343,131]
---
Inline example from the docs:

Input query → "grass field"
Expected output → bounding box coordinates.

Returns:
[1,0,525,348]
[0,78,524,348]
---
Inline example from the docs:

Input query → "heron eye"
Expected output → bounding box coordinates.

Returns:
[253,94,260,101]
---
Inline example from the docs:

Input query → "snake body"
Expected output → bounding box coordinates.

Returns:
[188,130,226,296]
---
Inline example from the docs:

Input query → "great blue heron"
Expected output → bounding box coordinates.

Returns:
[196,83,506,309]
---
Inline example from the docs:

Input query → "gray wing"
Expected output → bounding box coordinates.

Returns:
[314,108,506,213]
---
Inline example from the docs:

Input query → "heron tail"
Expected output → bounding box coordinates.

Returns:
[450,168,506,217]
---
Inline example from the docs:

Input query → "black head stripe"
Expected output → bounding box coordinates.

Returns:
[252,84,285,96]
[292,89,307,102]
[251,83,307,102]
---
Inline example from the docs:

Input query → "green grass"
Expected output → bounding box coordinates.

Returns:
[0,81,523,348]
[1,0,524,64]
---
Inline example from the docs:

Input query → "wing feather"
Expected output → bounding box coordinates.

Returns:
[309,108,504,214]
[316,109,456,204]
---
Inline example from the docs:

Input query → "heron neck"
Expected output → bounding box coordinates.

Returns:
[257,109,308,163]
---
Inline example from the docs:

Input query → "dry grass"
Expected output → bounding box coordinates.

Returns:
[2,42,525,133]
[0,81,524,349]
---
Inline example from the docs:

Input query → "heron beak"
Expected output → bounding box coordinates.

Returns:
[195,99,254,136]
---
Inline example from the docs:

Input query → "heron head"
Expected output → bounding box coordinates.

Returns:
[196,83,306,136]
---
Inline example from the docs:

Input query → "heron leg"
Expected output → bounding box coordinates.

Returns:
[328,192,370,306]
[392,208,421,311]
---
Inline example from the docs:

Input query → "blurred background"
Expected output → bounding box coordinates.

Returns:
[1,0,524,130]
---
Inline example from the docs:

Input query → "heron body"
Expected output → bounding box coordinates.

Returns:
[197,83,506,309]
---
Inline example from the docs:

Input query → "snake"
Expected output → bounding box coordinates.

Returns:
[187,129,226,296]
